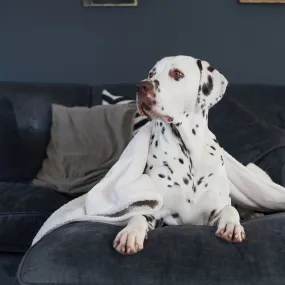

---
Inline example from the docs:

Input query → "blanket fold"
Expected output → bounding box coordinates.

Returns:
[223,149,285,211]
[32,121,285,246]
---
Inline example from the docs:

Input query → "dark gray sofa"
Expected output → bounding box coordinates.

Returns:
[1,81,285,284]
[17,215,285,285]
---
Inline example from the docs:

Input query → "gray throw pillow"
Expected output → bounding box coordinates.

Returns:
[32,103,137,195]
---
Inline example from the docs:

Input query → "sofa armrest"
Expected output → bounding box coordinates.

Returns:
[17,215,285,285]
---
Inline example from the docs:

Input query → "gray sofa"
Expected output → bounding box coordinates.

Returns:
[17,215,285,285]
[1,81,285,284]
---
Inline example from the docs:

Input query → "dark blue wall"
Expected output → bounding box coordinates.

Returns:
[0,0,285,85]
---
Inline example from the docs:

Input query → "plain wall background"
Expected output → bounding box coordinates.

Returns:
[0,0,285,85]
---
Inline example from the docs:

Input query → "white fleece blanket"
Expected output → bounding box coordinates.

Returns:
[32,121,285,245]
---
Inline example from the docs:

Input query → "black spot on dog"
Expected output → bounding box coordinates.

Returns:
[202,75,214,96]
[205,183,208,187]
[187,199,191,203]
[148,72,154,78]
[197,59,203,71]
[192,129,196,135]
[188,160,193,176]
[209,153,214,156]
[164,151,167,155]
[179,158,184,164]
[174,182,180,186]
[168,185,172,188]
[187,173,192,180]
[208,66,215,72]
[149,166,153,170]
[208,173,213,177]
[170,124,190,156]
[155,140,158,147]
[210,146,216,151]
[158,88,161,92]
[161,107,164,111]
[221,155,224,165]
[151,134,154,140]
[153,154,157,159]
[170,124,180,139]
[154,80,160,89]
[158,174,165,178]
[198,85,202,93]
[168,176,171,180]
[162,127,165,134]
[208,209,216,223]
[172,213,179,219]
[189,157,193,168]
[197,177,204,185]
[202,110,206,117]
[160,122,162,127]
[189,164,192,173]
[163,161,174,174]
[179,144,189,159]
[186,114,189,117]
[192,185,197,192]
[176,122,182,127]
[183,178,189,185]
[196,124,199,128]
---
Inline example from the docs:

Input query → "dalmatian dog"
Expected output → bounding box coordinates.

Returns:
[113,55,246,255]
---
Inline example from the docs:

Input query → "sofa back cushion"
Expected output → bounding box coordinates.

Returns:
[0,97,22,180]
[0,82,93,182]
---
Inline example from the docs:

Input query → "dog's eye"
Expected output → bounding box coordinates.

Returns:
[173,69,183,78]
[170,69,184,81]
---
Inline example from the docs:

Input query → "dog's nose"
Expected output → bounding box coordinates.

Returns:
[136,81,154,95]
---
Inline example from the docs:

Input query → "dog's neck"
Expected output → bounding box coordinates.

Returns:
[154,109,209,163]
[177,109,208,151]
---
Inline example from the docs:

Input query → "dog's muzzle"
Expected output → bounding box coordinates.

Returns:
[136,81,156,115]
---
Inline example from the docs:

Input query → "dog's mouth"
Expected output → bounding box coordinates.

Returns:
[137,100,173,123]
[138,101,152,117]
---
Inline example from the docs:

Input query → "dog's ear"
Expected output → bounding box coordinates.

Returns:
[196,59,228,111]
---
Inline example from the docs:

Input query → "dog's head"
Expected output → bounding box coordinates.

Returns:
[136,55,228,122]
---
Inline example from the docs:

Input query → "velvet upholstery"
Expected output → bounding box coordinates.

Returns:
[18,215,285,285]
[1,81,285,285]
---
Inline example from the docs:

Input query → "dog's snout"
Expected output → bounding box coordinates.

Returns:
[136,81,154,95]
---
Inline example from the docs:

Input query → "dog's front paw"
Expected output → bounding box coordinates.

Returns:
[215,222,246,243]
[113,226,147,255]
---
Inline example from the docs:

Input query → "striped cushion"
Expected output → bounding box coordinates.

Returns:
[102,89,148,136]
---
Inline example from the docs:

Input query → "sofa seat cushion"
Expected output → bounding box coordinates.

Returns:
[0,182,71,253]
[17,214,285,285]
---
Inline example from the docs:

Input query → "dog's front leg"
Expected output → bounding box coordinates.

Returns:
[113,214,161,255]
[209,205,246,243]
